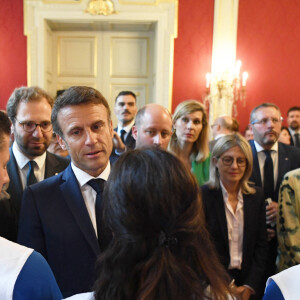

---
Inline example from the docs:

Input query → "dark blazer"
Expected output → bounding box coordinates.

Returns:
[114,126,136,150]
[249,140,300,202]
[1,148,69,241]
[201,185,268,293]
[288,128,299,147]
[17,164,102,298]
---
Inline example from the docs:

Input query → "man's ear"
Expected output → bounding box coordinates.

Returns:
[57,134,67,151]
[11,122,15,134]
[132,126,138,140]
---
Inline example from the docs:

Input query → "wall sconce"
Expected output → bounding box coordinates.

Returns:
[204,60,248,117]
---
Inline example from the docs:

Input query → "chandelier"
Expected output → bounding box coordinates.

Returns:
[203,60,248,117]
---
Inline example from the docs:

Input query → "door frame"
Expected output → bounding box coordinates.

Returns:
[24,0,178,110]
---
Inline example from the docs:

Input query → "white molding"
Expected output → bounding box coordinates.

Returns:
[24,0,177,110]
[209,0,239,123]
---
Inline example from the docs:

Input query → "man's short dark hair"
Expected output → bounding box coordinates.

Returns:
[51,86,111,137]
[6,86,54,125]
[250,102,281,124]
[115,91,137,103]
[287,106,300,115]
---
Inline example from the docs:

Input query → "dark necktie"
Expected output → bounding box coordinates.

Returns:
[26,161,37,186]
[120,129,126,143]
[87,179,105,247]
[294,133,300,148]
[263,150,274,200]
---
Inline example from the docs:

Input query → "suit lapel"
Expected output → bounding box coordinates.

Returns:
[277,143,290,190]
[242,193,251,256]
[7,148,24,212]
[60,165,100,255]
[44,151,60,178]
[214,188,229,248]
[250,140,262,186]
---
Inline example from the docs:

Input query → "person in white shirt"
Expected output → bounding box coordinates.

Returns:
[17,86,114,298]
[0,110,62,300]
[3,86,69,242]
[287,106,300,148]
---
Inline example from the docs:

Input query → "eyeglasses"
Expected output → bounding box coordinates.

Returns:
[219,156,247,167]
[251,117,283,126]
[15,119,52,133]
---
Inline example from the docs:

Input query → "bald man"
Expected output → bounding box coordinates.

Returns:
[209,115,239,151]
[132,104,172,150]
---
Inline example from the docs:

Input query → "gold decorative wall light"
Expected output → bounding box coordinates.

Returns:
[204,60,248,117]
[85,0,116,15]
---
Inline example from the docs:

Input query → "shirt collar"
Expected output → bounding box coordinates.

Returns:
[254,140,278,153]
[118,120,135,135]
[288,128,300,135]
[71,161,111,188]
[220,180,243,204]
[215,133,226,140]
[12,141,47,170]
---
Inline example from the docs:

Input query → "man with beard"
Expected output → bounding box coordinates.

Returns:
[287,106,300,148]
[113,91,137,152]
[132,103,172,150]
[248,102,300,293]
[4,87,69,241]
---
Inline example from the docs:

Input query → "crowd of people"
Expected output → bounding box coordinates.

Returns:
[0,85,300,300]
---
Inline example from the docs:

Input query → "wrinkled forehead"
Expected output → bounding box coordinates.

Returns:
[254,106,281,119]
[141,110,172,130]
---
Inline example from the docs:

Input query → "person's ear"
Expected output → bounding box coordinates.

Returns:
[132,126,138,140]
[57,134,67,151]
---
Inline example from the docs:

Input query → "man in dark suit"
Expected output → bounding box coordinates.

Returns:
[2,87,69,241]
[287,106,300,147]
[112,91,137,156]
[249,102,300,281]
[18,86,113,298]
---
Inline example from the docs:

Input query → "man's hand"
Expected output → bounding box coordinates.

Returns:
[266,201,278,224]
[234,286,252,300]
[112,131,126,153]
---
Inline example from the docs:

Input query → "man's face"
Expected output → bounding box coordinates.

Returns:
[57,103,113,177]
[250,107,282,149]
[12,98,53,159]
[114,95,137,126]
[287,110,300,131]
[0,135,10,191]
[132,107,172,150]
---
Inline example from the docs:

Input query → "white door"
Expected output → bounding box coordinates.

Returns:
[52,29,154,126]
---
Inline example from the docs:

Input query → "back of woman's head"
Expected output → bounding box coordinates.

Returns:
[95,148,232,300]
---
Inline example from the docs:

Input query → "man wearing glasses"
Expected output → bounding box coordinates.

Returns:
[4,86,69,241]
[249,102,300,291]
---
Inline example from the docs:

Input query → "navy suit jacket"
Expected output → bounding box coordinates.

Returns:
[17,164,101,298]
[249,140,300,202]
[0,148,69,241]
[201,185,268,293]
[114,126,136,150]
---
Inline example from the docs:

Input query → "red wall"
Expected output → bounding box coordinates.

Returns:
[0,0,27,110]
[172,0,214,111]
[1,0,300,132]
[236,0,300,131]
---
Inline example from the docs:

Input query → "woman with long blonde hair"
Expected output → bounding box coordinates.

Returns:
[169,100,210,185]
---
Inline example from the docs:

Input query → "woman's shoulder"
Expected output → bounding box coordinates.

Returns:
[64,292,94,300]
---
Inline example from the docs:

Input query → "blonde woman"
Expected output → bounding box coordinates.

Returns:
[202,133,268,300]
[169,100,210,185]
